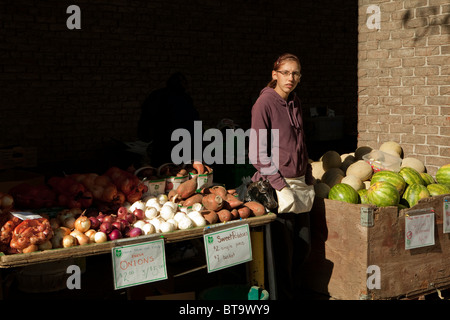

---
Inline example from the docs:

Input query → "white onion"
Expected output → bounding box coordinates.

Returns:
[157,194,168,205]
[160,205,176,221]
[178,216,194,230]
[163,201,178,211]
[166,218,178,230]
[191,202,203,212]
[145,207,158,219]
[94,231,107,243]
[133,220,146,230]
[159,221,175,233]
[142,223,155,235]
[130,200,146,212]
[174,211,187,223]
[188,211,207,227]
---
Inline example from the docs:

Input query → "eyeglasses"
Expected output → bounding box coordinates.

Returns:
[276,70,302,80]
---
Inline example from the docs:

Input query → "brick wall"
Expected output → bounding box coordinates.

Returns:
[358,0,450,176]
[0,0,357,172]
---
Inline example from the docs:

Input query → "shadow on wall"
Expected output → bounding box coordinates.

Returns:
[401,8,450,43]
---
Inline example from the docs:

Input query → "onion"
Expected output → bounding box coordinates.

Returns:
[130,200,146,212]
[142,223,155,235]
[85,229,97,243]
[159,221,175,233]
[188,211,207,227]
[174,211,187,223]
[102,215,116,224]
[75,215,91,233]
[71,230,90,245]
[38,240,52,251]
[163,201,178,211]
[117,206,129,219]
[128,227,142,238]
[112,221,123,231]
[100,221,112,234]
[191,202,203,212]
[145,207,158,219]
[134,220,146,230]
[157,194,168,205]
[0,193,14,208]
[160,205,175,221]
[89,216,100,230]
[133,208,145,220]
[178,216,194,230]
[94,231,107,243]
[63,216,76,229]
[108,229,122,241]
[62,234,77,248]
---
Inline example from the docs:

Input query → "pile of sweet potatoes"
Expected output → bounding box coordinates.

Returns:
[168,178,267,224]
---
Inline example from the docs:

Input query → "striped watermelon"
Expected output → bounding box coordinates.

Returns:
[370,171,406,195]
[420,172,435,186]
[328,183,360,204]
[367,181,400,207]
[399,167,425,186]
[436,164,450,187]
[427,183,450,197]
[358,188,369,204]
[402,183,430,208]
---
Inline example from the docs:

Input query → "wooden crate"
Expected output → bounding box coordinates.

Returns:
[303,194,450,300]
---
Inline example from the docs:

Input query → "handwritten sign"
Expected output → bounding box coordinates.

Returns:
[405,211,435,250]
[204,223,252,273]
[444,197,450,234]
[111,239,167,290]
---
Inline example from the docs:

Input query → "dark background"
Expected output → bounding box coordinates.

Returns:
[0,0,358,174]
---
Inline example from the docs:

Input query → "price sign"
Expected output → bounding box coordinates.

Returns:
[203,223,252,273]
[111,239,167,290]
[444,197,450,234]
[405,211,435,250]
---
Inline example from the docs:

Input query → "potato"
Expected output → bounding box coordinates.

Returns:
[244,201,266,216]
[237,206,251,219]
[183,193,204,207]
[202,194,223,211]
[223,194,244,210]
[217,209,232,222]
[200,209,218,225]
[176,176,198,199]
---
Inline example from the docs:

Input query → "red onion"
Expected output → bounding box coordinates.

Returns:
[126,212,136,224]
[103,215,116,224]
[108,229,122,241]
[112,221,123,231]
[128,227,142,238]
[117,206,128,219]
[100,221,112,234]
[89,216,100,230]
[133,208,145,220]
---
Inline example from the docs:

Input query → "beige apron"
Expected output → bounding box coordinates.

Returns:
[275,176,315,214]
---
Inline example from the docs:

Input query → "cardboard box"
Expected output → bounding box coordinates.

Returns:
[0,169,45,193]
[303,194,450,300]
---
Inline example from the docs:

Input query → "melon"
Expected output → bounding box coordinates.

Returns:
[314,182,331,198]
[320,151,342,171]
[402,184,430,208]
[399,167,425,186]
[328,183,360,204]
[354,146,373,161]
[358,188,369,204]
[340,154,356,173]
[420,172,435,186]
[436,164,450,187]
[341,175,364,191]
[311,161,326,181]
[346,160,373,181]
[367,181,400,207]
[379,141,403,158]
[427,183,450,197]
[321,168,345,188]
[370,170,406,195]
[401,157,425,173]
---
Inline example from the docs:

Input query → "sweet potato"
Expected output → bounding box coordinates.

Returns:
[217,209,232,222]
[223,193,244,210]
[202,185,227,198]
[193,162,205,175]
[183,193,204,207]
[202,194,223,211]
[244,201,266,216]
[176,176,198,199]
[200,209,218,225]
[237,206,251,219]
[230,208,239,220]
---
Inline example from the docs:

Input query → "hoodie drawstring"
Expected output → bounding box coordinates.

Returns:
[286,100,301,129]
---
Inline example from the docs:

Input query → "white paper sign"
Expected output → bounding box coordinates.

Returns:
[444,197,450,234]
[111,239,167,289]
[204,223,252,273]
[405,212,435,250]
[11,211,42,220]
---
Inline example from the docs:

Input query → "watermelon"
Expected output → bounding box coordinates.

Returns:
[420,172,435,185]
[399,167,425,186]
[427,183,450,197]
[402,183,430,208]
[436,164,450,187]
[370,171,406,195]
[358,189,369,204]
[328,183,360,204]
[367,181,400,207]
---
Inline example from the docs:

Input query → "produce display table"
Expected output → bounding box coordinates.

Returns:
[0,214,276,269]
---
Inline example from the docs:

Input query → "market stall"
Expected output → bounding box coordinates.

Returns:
[0,162,276,299]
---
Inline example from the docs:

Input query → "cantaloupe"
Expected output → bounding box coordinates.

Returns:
[401,157,425,173]
[340,154,356,173]
[346,160,373,181]
[341,174,365,191]
[321,168,345,188]
[354,146,372,161]
[320,151,342,171]
[379,141,403,158]
[311,161,325,181]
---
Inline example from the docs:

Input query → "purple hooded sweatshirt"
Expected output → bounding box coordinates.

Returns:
[249,87,312,191]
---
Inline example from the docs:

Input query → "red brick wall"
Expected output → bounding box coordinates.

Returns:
[358,0,450,176]
[0,0,357,170]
